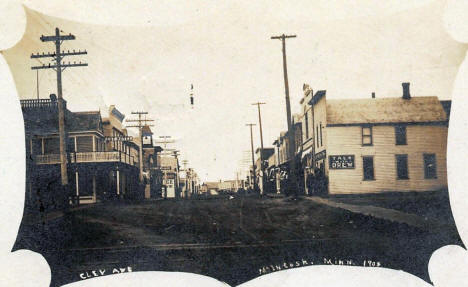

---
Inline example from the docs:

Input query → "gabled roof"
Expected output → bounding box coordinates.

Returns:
[440,100,451,121]
[142,125,153,136]
[326,96,447,125]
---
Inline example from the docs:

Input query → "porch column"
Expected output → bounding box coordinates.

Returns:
[116,169,120,196]
[122,172,126,195]
[75,171,80,204]
[92,173,97,203]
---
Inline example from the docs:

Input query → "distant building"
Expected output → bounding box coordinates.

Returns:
[255,147,275,194]
[159,155,179,198]
[300,83,449,195]
[201,182,220,195]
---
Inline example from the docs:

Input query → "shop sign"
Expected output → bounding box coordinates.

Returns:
[329,155,355,169]
[315,150,326,161]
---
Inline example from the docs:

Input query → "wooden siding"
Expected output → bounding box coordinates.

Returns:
[326,125,448,194]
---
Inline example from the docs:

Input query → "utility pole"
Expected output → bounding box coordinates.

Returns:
[251,102,266,194]
[126,112,154,183]
[271,33,298,197]
[36,70,39,99]
[172,150,181,198]
[31,27,88,186]
[182,159,189,197]
[246,123,257,191]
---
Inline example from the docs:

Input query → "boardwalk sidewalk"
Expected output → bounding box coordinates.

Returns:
[304,196,445,232]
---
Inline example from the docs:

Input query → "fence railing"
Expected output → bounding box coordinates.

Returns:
[35,151,137,166]
[20,99,67,110]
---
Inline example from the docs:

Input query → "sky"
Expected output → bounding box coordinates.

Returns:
[3,0,467,182]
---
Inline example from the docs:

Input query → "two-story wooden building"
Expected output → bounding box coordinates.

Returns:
[22,95,140,208]
[299,83,449,195]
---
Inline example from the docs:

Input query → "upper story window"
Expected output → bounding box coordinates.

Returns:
[362,126,373,146]
[395,125,407,145]
[304,111,309,139]
[320,122,323,146]
[316,126,319,148]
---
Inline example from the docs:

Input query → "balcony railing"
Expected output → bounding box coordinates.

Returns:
[20,98,66,110]
[35,151,137,166]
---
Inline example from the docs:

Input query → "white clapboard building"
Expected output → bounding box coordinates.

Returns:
[300,83,449,195]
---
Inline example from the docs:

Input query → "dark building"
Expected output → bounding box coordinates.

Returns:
[22,95,140,210]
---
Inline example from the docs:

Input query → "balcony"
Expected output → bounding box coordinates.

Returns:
[35,151,138,166]
[20,98,66,110]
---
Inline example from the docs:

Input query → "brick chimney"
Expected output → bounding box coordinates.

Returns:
[402,82,411,100]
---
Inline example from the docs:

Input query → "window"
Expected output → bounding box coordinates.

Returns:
[76,136,93,152]
[67,137,75,153]
[363,156,375,180]
[304,111,309,139]
[44,137,59,154]
[396,154,409,179]
[362,126,373,146]
[31,138,42,155]
[316,126,319,148]
[424,154,437,179]
[395,125,407,145]
[320,122,323,146]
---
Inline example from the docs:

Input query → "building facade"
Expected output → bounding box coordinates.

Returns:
[299,83,449,195]
[22,96,140,209]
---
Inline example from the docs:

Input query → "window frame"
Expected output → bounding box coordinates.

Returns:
[320,122,323,147]
[362,156,375,181]
[395,154,409,180]
[423,153,437,179]
[361,125,373,146]
[395,125,407,145]
[316,125,319,148]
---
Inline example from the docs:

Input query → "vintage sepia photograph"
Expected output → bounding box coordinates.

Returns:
[1,1,468,286]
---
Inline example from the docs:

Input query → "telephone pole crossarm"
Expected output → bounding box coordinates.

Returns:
[270,34,297,40]
[32,63,88,70]
[40,33,75,42]
[31,50,87,59]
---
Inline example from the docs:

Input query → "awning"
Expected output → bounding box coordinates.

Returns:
[301,146,313,159]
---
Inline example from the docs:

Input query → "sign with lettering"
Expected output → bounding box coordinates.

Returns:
[104,136,133,142]
[329,155,355,169]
